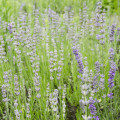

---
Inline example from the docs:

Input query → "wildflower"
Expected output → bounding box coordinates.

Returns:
[89,97,99,120]
[49,89,59,119]
[73,48,84,74]
[95,61,100,73]
[108,47,116,99]
[108,61,116,89]
[93,116,99,120]
[26,103,31,118]
[109,24,116,42]
[89,97,97,115]
[109,48,114,60]
[14,109,20,120]
[8,23,13,33]
[107,93,113,99]
[14,100,20,120]
[99,74,105,90]
[14,75,20,96]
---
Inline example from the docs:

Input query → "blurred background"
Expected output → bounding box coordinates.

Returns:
[0,0,120,21]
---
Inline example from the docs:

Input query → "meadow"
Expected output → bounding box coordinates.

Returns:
[0,0,120,120]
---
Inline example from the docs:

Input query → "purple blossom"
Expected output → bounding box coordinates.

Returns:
[73,49,79,55]
[89,97,99,120]
[107,93,113,99]
[109,48,114,60]
[109,24,116,42]
[89,97,97,115]
[108,61,116,89]
[93,116,99,120]
[99,40,105,45]
[96,34,101,40]
[93,74,99,92]
[95,61,100,73]
[8,23,12,33]
[99,74,105,90]
[73,48,84,74]
[108,47,116,99]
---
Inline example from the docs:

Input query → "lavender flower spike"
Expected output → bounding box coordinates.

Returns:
[8,23,13,33]
[93,116,99,120]
[73,48,84,74]
[109,24,116,42]
[89,97,99,120]
[89,97,97,115]
[109,48,114,60]
[108,48,116,99]
[108,61,116,89]
[107,93,113,99]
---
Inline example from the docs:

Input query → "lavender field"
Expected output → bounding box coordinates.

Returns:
[0,0,120,120]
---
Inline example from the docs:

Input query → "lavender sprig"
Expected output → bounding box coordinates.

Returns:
[108,61,116,89]
[89,97,99,120]
[73,48,84,74]
[109,24,116,42]
[108,48,116,99]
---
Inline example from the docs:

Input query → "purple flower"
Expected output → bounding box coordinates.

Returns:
[109,48,114,60]
[109,24,116,42]
[99,74,105,90]
[107,93,113,99]
[108,61,116,89]
[95,61,100,73]
[89,97,99,119]
[108,47,116,99]
[96,34,101,40]
[99,40,105,45]
[73,49,79,55]
[89,97,97,115]
[93,116,99,120]
[73,48,84,74]
[8,23,12,33]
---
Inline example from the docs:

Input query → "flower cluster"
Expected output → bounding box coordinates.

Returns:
[108,61,116,89]
[108,48,116,99]
[89,97,99,120]
[99,74,105,90]
[109,48,114,60]
[79,59,92,120]
[99,11,106,45]
[49,89,59,119]
[0,36,6,63]
[73,48,84,74]
[95,1,102,27]
[109,24,116,42]
[14,75,20,96]
[8,23,13,33]
[14,100,20,120]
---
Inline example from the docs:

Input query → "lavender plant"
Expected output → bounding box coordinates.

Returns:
[0,1,120,120]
